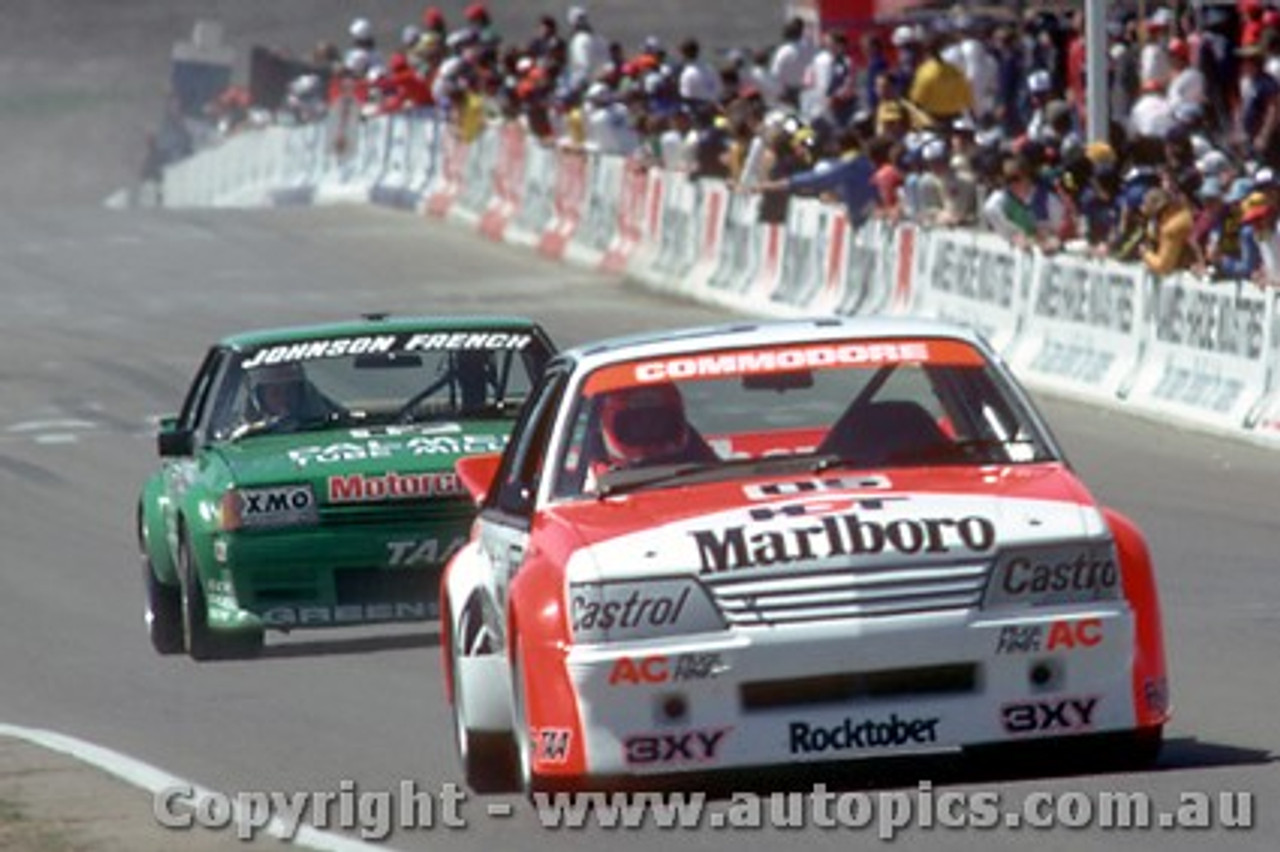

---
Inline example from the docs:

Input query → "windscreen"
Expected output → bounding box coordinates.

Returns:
[552,337,1057,498]
[204,331,544,441]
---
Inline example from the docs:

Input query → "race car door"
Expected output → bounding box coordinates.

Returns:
[475,367,569,630]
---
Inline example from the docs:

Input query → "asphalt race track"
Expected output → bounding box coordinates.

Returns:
[0,203,1276,850]
[1,0,1277,848]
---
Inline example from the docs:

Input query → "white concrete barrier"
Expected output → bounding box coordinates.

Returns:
[160,113,1280,449]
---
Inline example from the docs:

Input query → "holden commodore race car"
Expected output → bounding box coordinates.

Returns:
[440,316,1170,793]
[138,315,554,660]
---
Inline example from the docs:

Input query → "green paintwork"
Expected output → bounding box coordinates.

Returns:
[137,316,553,639]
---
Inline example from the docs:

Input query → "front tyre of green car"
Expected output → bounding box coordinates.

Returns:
[178,530,263,661]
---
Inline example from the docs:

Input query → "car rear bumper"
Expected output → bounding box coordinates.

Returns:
[199,525,466,630]
[538,606,1163,779]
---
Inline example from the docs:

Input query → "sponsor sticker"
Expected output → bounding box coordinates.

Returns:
[569,580,724,642]
[259,601,437,627]
[532,728,571,765]
[985,544,1120,608]
[607,652,727,686]
[290,434,508,468]
[583,339,986,394]
[789,714,940,754]
[693,511,995,574]
[235,485,318,528]
[327,471,466,503]
[386,537,467,567]
[994,618,1104,654]
[240,332,533,370]
[1001,696,1098,734]
[623,728,730,765]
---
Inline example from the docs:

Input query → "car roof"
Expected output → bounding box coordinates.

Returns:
[557,315,989,372]
[219,315,546,351]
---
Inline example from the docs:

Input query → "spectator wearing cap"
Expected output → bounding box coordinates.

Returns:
[461,4,495,41]
[422,7,446,37]
[1243,0,1267,49]
[889,24,923,101]
[1138,185,1194,276]
[583,81,639,156]
[1024,70,1055,143]
[1239,43,1280,164]
[772,17,814,109]
[1141,8,1174,90]
[982,153,1065,252]
[1078,143,1122,254]
[751,124,877,226]
[1189,175,1231,276]
[915,137,977,226]
[1217,191,1280,284]
[908,28,973,131]
[566,6,607,91]
[1166,38,1205,117]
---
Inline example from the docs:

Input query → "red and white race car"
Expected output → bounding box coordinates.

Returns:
[441,316,1170,793]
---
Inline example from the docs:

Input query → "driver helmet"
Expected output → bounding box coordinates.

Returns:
[598,382,690,466]
[249,362,307,418]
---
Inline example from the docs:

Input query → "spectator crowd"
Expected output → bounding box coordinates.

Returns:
[198,2,1280,288]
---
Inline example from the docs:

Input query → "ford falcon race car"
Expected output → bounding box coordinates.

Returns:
[440,316,1170,793]
[138,315,554,660]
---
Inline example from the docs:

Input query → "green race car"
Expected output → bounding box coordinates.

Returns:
[137,314,555,660]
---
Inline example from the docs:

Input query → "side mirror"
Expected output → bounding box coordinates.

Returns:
[157,418,194,458]
[455,452,503,506]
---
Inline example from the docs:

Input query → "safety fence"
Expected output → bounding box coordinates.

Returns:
[163,108,1280,447]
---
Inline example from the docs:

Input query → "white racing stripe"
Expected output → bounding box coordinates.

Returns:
[0,722,404,852]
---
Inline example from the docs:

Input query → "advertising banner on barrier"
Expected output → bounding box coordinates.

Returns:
[539,148,588,259]
[450,129,497,225]
[1125,275,1277,431]
[405,115,440,203]
[1247,296,1280,440]
[566,152,620,267]
[773,198,839,312]
[648,172,700,288]
[478,123,528,240]
[600,160,652,274]
[268,124,322,206]
[370,113,414,209]
[424,129,468,218]
[912,228,1027,353]
[681,179,729,296]
[506,141,555,248]
[625,168,666,277]
[834,219,902,316]
[318,114,390,204]
[706,190,760,296]
[1005,252,1147,402]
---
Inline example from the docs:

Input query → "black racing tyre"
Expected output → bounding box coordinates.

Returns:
[142,551,184,655]
[178,532,263,661]
[448,600,519,793]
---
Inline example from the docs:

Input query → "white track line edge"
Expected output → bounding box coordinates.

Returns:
[0,722,404,851]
